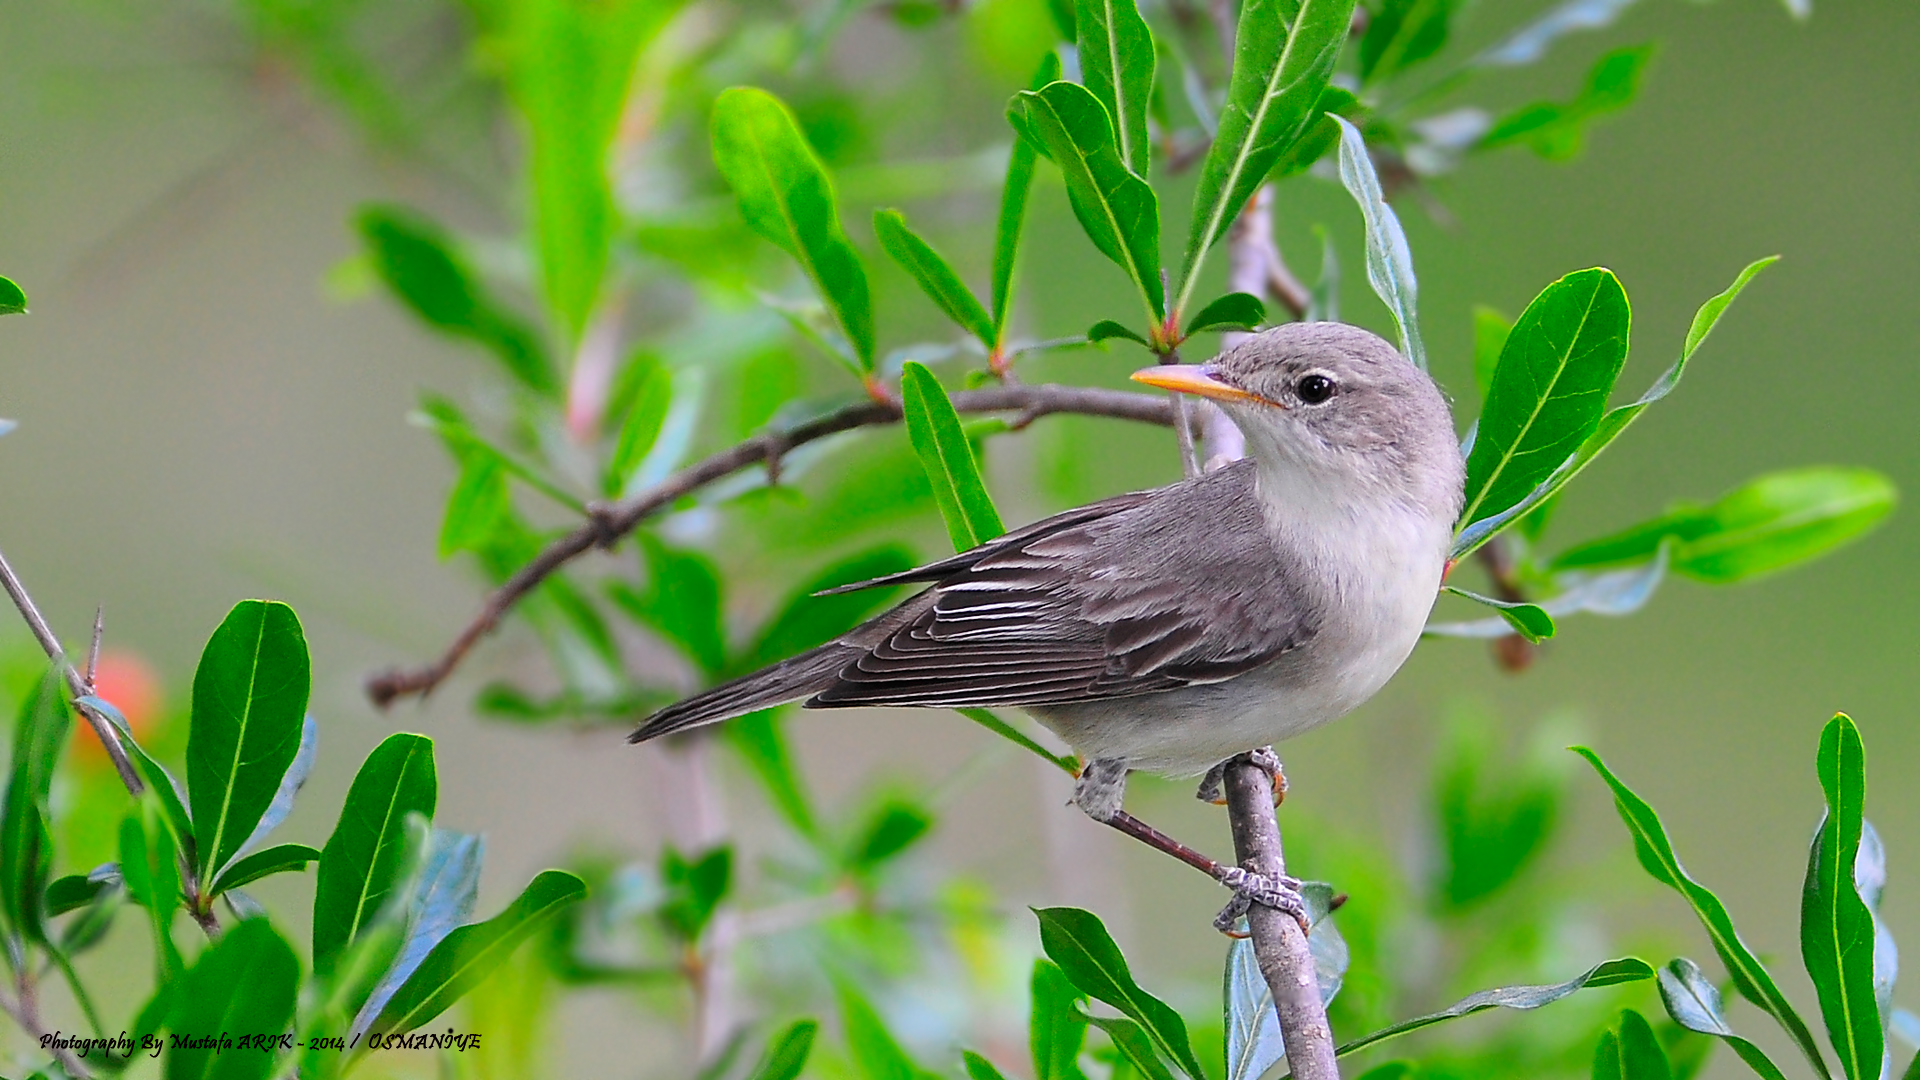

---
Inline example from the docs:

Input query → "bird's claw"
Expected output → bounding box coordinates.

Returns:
[1212,866,1309,935]
[1195,747,1288,807]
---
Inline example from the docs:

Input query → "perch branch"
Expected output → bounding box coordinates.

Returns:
[1224,757,1339,1080]
[367,382,1178,706]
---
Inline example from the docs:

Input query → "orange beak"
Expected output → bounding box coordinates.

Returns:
[1130,365,1280,407]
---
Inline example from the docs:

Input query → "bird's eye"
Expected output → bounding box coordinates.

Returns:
[1295,373,1336,404]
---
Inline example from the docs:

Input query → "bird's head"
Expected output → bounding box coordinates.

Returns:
[1132,322,1464,519]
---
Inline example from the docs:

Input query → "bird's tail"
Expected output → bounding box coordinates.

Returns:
[629,643,855,743]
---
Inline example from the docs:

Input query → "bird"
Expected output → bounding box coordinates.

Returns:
[630,322,1463,916]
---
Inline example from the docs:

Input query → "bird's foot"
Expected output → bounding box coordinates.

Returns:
[1073,757,1130,823]
[1194,747,1288,807]
[1212,866,1308,936]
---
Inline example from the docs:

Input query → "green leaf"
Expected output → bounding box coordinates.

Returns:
[1483,44,1656,160]
[1333,117,1426,371]
[1432,714,1561,909]
[1184,293,1266,336]
[373,869,587,1034]
[958,708,1079,773]
[1551,468,1896,584]
[1010,81,1164,323]
[1802,715,1882,1080]
[0,276,24,315]
[993,53,1063,345]
[186,600,311,892]
[1179,0,1358,314]
[659,844,731,941]
[1035,907,1208,1080]
[440,453,511,559]
[840,981,928,1080]
[1032,959,1091,1080]
[875,209,995,346]
[1074,0,1156,176]
[1360,0,1460,82]
[1084,1014,1179,1080]
[1089,321,1152,348]
[166,918,301,1080]
[604,353,673,497]
[45,874,106,918]
[1332,958,1654,1059]
[2,669,68,944]
[210,843,319,897]
[313,733,437,977]
[1657,958,1792,1080]
[506,0,682,340]
[1451,258,1775,561]
[902,361,1006,552]
[748,1020,819,1080]
[1592,1009,1673,1080]
[1439,587,1555,643]
[713,86,876,372]
[357,206,553,394]
[122,802,184,981]
[1573,747,1833,1079]
[847,800,932,871]
[613,536,729,679]
[1472,306,1512,403]
[1459,268,1630,531]
[736,545,916,674]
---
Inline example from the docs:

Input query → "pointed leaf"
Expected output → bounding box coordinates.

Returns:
[1089,320,1152,347]
[613,536,729,679]
[1010,82,1164,322]
[122,803,184,980]
[0,276,24,314]
[713,87,875,371]
[1035,907,1208,1080]
[902,361,1006,551]
[1180,0,1358,307]
[749,1020,819,1080]
[1426,545,1668,638]
[1459,268,1629,530]
[46,872,109,918]
[1483,45,1655,161]
[1033,959,1090,1080]
[1185,293,1267,336]
[1227,883,1344,1080]
[737,545,915,674]
[357,206,553,394]
[1451,259,1774,561]
[2,669,68,943]
[1657,958,1791,1080]
[1551,467,1896,584]
[1084,1014,1179,1080]
[1592,1009,1672,1080]
[314,733,437,976]
[965,1051,1013,1080]
[1439,587,1555,642]
[993,54,1062,343]
[1333,117,1426,370]
[605,354,673,497]
[960,708,1079,772]
[1574,747,1833,1079]
[372,867,583,1035]
[1074,0,1155,176]
[1360,0,1461,83]
[166,918,300,1080]
[875,209,995,346]
[1802,715,1882,1080]
[210,842,319,898]
[722,711,820,839]
[839,981,926,1080]
[1332,957,1654,1059]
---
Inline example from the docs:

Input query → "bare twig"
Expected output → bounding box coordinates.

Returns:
[1223,758,1339,1080]
[0,548,143,795]
[367,382,1178,706]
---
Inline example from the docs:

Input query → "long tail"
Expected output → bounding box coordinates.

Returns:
[629,643,856,743]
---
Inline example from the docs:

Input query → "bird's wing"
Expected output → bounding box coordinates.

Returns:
[808,460,1318,710]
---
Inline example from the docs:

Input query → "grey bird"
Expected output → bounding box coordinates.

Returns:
[631,322,1463,911]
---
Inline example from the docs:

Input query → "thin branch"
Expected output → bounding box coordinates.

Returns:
[367,382,1177,706]
[1223,758,1339,1080]
[0,548,143,796]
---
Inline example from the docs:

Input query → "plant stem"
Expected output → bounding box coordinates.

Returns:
[1222,758,1339,1080]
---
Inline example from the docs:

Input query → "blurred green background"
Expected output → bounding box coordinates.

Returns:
[0,0,1914,1075]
